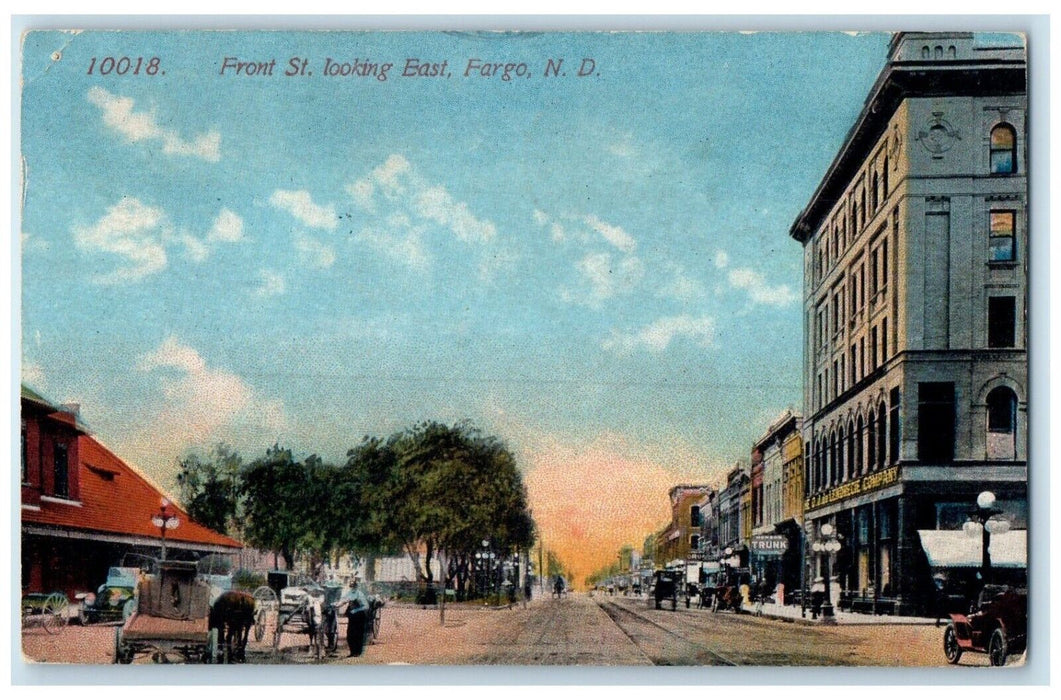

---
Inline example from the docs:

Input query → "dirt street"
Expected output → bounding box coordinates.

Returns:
[22,592,996,668]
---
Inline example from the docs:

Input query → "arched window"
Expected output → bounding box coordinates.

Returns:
[922,46,930,59]
[948,46,957,58]
[855,416,864,476]
[986,387,1018,460]
[877,401,888,469]
[990,124,1017,174]
[830,431,838,486]
[935,46,943,59]
[867,410,876,472]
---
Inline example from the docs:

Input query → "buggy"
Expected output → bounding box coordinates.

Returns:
[652,570,679,611]
[22,591,69,635]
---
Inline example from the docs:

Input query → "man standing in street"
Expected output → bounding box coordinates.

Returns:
[345,580,370,658]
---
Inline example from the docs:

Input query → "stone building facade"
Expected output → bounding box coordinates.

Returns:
[789,32,1027,614]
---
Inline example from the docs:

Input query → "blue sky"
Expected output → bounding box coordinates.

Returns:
[19,31,890,547]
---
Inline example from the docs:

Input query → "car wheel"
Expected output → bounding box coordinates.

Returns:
[943,624,962,664]
[989,628,1008,667]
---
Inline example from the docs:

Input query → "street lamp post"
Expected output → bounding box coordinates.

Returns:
[962,490,1010,585]
[812,523,841,624]
[151,497,181,561]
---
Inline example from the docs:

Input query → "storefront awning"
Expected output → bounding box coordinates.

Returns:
[917,529,1026,569]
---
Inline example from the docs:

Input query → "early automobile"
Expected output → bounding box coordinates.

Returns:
[75,565,139,625]
[652,570,679,611]
[943,584,1027,666]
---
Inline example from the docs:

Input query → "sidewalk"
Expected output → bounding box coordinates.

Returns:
[740,600,937,626]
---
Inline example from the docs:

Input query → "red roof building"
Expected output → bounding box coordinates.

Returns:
[20,385,242,598]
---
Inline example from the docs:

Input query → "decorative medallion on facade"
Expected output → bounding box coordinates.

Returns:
[917,112,961,156]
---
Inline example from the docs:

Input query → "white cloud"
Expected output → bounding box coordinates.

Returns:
[583,215,636,254]
[73,197,169,284]
[133,336,288,454]
[269,189,338,230]
[727,267,799,307]
[86,86,220,162]
[714,250,730,269]
[255,269,286,297]
[74,198,243,282]
[207,208,245,243]
[346,154,497,259]
[564,252,644,307]
[357,217,430,271]
[294,231,336,269]
[603,315,717,354]
[658,267,706,302]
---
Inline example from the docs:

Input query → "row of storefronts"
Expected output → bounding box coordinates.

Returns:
[647,33,1029,617]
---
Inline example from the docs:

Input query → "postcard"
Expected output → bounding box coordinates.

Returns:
[18,27,1030,670]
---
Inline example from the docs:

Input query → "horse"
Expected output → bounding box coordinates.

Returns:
[208,590,257,663]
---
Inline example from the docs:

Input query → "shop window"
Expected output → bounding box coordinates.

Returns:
[53,441,69,498]
[986,386,1018,460]
[990,123,1017,174]
[988,296,1017,348]
[918,382,955,463]
[989,210,1016,262]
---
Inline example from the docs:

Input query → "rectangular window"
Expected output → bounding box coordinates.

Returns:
[53,442,69,498]
[870,247,879,296]
[917,382,955,463]
[691,505,701,527]
[882,318,888,362]
[990,210,1016,262]
[988,296,1017,348]
[870,326,878,370]
[690,535,700,550]
[881,238,889,288]
[860,338,866,379]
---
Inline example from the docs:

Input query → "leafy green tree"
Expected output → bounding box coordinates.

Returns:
[240,444,313,570]
[175,443,243,536]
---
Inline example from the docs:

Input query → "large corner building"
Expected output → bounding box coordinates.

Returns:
[789,33,1027,615]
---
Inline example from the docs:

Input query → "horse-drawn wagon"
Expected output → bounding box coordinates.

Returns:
[113,560,218,664]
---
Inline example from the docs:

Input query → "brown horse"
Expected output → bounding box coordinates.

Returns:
[209,591,257,663]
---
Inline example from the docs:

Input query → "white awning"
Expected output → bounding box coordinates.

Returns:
[917,529,1026,569]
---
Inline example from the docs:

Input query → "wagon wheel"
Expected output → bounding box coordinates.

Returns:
[43,592,69,633]
[252,586,277,643]
[113,626,133,664]
[943,624,962,664]
[989,628,1008,667]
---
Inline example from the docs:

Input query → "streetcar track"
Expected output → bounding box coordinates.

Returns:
[595,597,738,666]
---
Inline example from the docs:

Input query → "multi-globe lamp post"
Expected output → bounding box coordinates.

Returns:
[151,497,181,561]
[963,490,1010,584]
[811,523,841,623]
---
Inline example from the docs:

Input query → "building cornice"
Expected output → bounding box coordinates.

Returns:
[790,47,1026,244]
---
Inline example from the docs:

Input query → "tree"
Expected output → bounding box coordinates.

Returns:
[175,443,243,536]
[240,444,313,570]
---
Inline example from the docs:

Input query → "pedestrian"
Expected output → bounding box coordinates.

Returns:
[810,577,825,620]
[344,580,370,658]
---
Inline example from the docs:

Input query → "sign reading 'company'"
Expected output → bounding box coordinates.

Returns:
[804,466,901,511]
